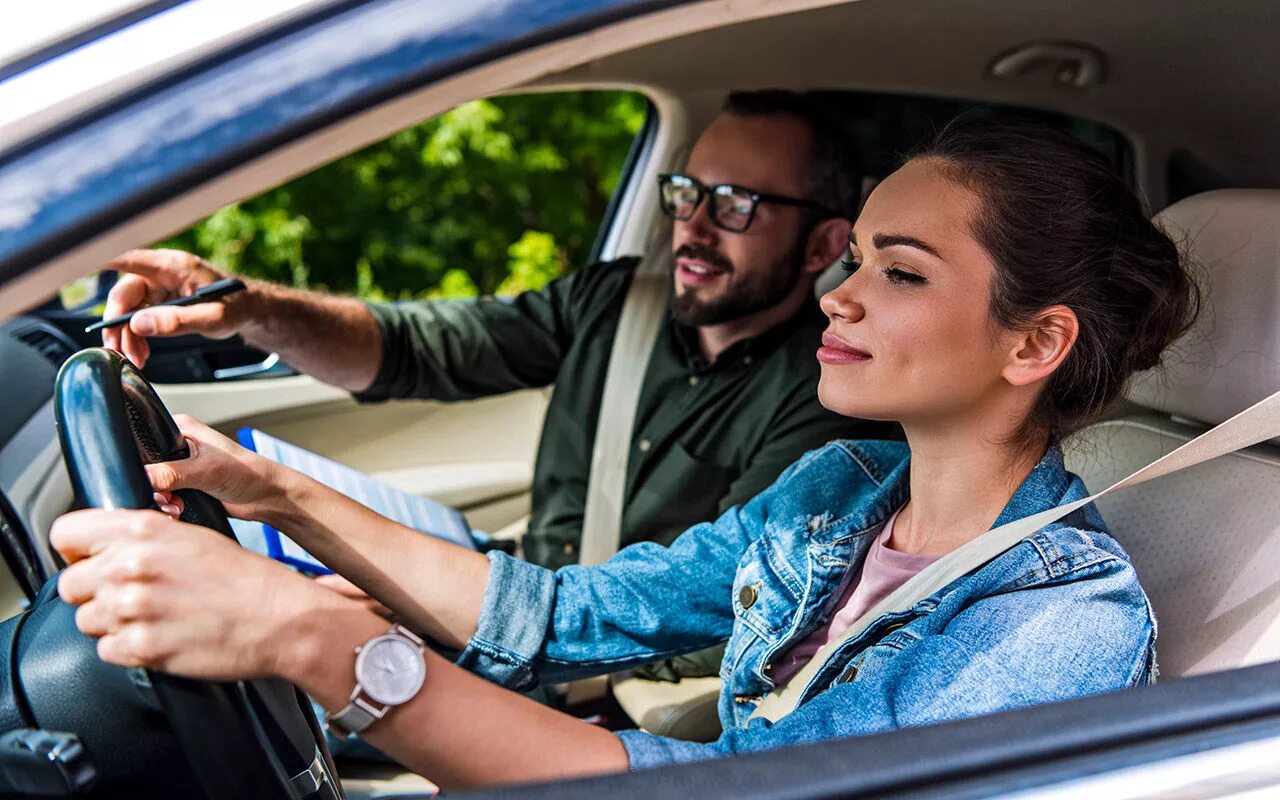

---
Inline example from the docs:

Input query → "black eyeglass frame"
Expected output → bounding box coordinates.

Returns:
[656,173,836,233]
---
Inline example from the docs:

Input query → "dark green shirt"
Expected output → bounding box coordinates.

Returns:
[357,257,898,570]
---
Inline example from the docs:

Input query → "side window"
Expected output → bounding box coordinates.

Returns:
[156,90,650,301]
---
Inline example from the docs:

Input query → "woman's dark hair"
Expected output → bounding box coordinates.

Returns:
[909,113,1200,444]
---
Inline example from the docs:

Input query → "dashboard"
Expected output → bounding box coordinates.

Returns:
[0,315,75,612]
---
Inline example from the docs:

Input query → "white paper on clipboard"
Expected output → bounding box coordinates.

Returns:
[233,428,475,573]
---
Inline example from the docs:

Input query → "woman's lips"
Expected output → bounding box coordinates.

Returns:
[817,332,872,364]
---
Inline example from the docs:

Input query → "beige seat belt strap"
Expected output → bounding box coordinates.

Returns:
[752,387,1280,722]
[579,233,672,566]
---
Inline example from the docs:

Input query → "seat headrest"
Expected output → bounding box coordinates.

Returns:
[1129,189,1280,427]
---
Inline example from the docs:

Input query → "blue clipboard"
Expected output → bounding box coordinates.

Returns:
[236,428,475,574]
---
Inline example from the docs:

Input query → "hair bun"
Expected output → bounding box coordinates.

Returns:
[911,114,1200,442]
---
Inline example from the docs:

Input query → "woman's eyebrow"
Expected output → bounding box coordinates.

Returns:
[848,231,944,259]
[872,232,943,259]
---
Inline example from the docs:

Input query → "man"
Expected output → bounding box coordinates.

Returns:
[104,90,896,677]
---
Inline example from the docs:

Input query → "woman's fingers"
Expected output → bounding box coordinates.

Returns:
[74,582,159,636]
[171,414,235,451]
[144,421,224,493]
[153,492,183,517]
[51,509,161,564]
[145,462,188,493]
[143,415,286,519]
[58,527,164,603]
[96,623,177,671]
[52,507,314,678]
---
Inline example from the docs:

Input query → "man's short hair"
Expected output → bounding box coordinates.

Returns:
[722,90,864,221]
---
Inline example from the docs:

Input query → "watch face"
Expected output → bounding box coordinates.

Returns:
[355,635,426,705]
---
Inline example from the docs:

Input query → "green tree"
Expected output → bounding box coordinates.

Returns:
[157,91,647,300]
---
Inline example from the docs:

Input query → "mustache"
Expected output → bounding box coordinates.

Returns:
[673,244,733,273]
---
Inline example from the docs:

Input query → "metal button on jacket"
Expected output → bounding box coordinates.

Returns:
[738,584,758,609]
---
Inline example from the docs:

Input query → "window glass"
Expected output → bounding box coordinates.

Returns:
[153,90,649,301]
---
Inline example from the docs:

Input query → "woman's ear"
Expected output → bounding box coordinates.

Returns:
[1002,304,1079,387]
[803,218,854,275]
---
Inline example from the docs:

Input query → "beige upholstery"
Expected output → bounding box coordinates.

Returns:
[1066,189,1280,678]
[1128,190,1280,434]
[1065,418,1280,677]
[611,672,723,742]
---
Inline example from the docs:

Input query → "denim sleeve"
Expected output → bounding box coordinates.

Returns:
[615,553,1154,770]
[454,453,819,691]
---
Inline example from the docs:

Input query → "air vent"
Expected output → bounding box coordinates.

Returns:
[12,321,77,367]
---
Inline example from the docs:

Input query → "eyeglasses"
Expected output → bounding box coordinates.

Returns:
[657,173,832,233]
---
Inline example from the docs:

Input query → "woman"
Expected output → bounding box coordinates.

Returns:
[51,116,1198,788]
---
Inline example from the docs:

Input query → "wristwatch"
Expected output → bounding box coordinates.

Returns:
[324,624,427,737]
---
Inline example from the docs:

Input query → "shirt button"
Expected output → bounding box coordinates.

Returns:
[637,439,652,452]
[738,585,758,609]
[562,543,576,556]
[688,375,700,387]
[807,515,823,532]
[742,355,753,367]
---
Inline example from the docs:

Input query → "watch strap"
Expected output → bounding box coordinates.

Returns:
[324,689,383,738]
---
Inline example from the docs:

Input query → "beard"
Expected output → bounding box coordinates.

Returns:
[670,236,807,327]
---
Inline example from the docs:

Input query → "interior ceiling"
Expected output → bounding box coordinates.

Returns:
[541,0,1280,189]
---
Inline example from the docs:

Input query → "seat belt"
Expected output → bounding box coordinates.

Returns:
[752,387,1280,722]
[579,232,672,566]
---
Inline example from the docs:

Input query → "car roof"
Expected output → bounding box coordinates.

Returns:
[538,0,1280,195]
[1,0,169,76]
[0,0,350,150]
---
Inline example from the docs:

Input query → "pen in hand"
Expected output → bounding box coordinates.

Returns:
[85,278,247,334]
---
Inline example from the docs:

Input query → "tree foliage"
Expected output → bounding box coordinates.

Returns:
[158,91,647,299]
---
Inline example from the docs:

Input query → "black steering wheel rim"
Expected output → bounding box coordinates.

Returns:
[52,348,339,800]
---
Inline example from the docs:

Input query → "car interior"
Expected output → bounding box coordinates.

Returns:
[0,0,1278,797]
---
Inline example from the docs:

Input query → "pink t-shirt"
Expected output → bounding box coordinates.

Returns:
[768,509,938,686]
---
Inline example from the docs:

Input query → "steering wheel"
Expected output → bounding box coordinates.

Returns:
[46,348,341,799]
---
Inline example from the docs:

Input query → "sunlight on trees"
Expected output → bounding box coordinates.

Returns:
[157,91,647,300]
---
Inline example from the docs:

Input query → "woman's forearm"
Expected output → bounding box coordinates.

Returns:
[290,600,629,789]
[263,468,492,649]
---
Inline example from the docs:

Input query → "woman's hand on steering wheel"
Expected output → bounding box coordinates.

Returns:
[147,415,295,523]
[50,508,348,681]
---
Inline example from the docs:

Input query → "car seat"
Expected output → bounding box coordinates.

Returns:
[1065,189,1280,678]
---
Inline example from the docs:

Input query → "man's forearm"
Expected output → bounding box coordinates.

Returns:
[238,279,383,392]
[262,469,491,649]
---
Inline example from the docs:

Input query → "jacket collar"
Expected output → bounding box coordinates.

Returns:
[840,442,1081,540]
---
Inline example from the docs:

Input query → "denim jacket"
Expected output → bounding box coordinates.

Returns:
[456,440,1157,770]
